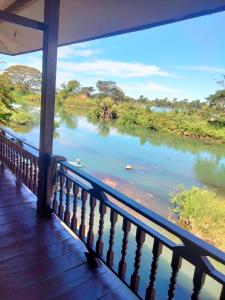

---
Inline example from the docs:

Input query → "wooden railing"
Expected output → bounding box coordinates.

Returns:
[52,161,225,300]
[0,128,39,194]
[0,129,224,299]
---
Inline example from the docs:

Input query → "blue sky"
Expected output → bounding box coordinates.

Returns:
[1,11,225,101]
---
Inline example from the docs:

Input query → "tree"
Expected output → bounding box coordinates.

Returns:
[96,80,126,101]
[4,65,41,94]
[137,95,148,103]
[206,90,225,110]
[216,75,225,89]
[96,80,116,97]
[81,86,95,97]
[58,80,80,100]
[206,75,225,111]
[111,86,126,102]
[0,73,14,124]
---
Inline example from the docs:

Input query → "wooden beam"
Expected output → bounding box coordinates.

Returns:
[0,10,45,31]
[37,0,60,215]
[5,0,34,13]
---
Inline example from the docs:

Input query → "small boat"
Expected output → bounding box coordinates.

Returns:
[125,165,133,170]
[69,158,83,168]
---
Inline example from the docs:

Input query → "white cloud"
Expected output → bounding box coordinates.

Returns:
[179,65,225,73]
[58,44,100,59]
[58,60,173,78]
[120,81,190,99]
[134,81,186,93]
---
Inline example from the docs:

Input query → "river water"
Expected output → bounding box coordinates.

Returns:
[13,107,225,217]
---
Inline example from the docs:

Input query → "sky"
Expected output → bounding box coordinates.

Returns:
[0,10,225,101]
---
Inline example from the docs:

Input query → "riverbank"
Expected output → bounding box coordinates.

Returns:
[87,98,225,143]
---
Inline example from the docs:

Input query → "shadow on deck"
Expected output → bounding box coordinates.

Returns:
[0,166,137,300]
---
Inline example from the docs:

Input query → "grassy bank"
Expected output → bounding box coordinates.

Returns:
[170,186,225,251]
[88,98,225,143]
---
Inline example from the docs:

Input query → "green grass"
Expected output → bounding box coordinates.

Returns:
[170,186,225,251]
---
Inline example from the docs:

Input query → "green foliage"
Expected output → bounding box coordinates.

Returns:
[96,80,126,101]
[21,94,40,104]
[4,65,41,94]
[0,73,14,124]
[59,95,96,108]
[81,86,95,97]
[96,80,116,96]
[206,89,225,110]
[0,103,12,124]
[13,93,41,107]
[10,111,33,126]
[58,80,80,102]
[88,97,118,120]
[170,186,225,251]
[2,67,225,143]
[118,107,225,142]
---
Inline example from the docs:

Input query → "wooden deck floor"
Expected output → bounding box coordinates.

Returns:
[0,165,137,300]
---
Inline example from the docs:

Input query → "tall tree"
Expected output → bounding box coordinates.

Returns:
[4,65,41,94]
[96,80,116,97]
[96,80,126,101]
[58,80,80,100]
[81,86,95,97]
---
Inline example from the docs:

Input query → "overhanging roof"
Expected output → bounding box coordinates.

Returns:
[1,0,225,56]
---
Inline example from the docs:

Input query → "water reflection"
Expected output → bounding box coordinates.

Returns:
[10,107,225,216]
[195,158,225,194]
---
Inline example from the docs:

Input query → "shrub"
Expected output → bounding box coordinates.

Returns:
[170,186,225,251]
[88,97,118,120]
[10,111,33,126]
[20,94,40,105]
[59,95,96,108]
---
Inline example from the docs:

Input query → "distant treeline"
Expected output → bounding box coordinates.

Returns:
[1,64,225,140]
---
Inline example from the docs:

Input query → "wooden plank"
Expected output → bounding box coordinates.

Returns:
[0,207,37,226]
[0,237,84,279]
[0,229,71,263]
[0,201,36,216]
[0,219,69,249]
[9,263,106,300]
[53,267,123,300]
[0,197,35,208]
[0,218,46,235]
[0,250,87,298]
[5,0,34,13]
[99,286,138,300]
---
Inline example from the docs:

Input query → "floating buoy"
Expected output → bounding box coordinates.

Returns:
[125,165,133,170]
[70,158,83,168]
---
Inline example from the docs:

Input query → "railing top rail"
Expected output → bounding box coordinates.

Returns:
[0,127,39,153]
[60,160,225,265]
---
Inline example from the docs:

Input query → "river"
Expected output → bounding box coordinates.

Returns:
[12,107,225,217]
[10,106,225,299]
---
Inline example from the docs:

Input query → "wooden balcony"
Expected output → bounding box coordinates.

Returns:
[0,129,225,300]
[1,2,225,299]
[0,165,137,299]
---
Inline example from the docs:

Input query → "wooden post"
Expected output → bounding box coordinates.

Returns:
[37,0,60,215]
